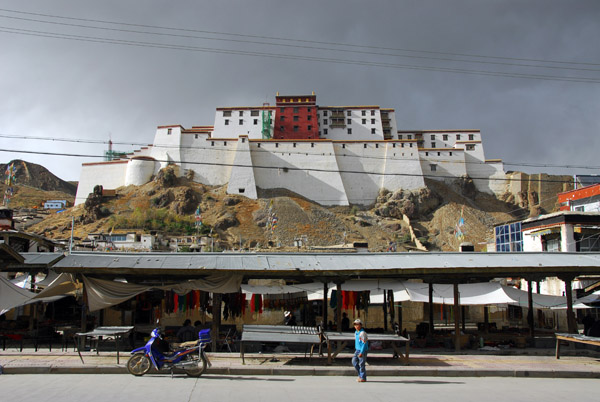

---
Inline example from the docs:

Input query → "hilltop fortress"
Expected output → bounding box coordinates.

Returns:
[75,93,506,206]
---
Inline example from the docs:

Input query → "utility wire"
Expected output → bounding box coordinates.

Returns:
[0,147,585,185]
[2,13,600,74]
[1,7,599,68]
[1,132,599,171]
[2,26,600,84]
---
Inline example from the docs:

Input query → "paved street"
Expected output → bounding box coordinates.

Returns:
[0,374,598,402]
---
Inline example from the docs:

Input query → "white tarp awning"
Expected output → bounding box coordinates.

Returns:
[574,290,600,304]
[0,275,36,315]
[402,282,516,305]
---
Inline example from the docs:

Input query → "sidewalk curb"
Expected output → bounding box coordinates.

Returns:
[3,366,600,378]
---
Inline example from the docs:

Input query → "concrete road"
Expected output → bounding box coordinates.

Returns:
[0,374,597,402]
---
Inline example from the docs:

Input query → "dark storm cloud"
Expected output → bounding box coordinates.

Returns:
[0,0,598,181]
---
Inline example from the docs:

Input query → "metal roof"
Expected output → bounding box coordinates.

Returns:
[1,252,65,272]
[52,251,600,280]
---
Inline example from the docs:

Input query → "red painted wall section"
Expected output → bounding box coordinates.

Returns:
[273,95,319,139]
[558,183,600,210]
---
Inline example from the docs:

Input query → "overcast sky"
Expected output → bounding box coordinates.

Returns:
[1,0,599,182]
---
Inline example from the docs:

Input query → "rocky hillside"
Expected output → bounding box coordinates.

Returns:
[27,166,527,252]
[1,160,76,208]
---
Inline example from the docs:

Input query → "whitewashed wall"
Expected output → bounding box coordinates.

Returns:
[124,158,157,186]
[179,133,234,185]
[212,109,273,139]
[251,141,349,205]
[150,126,183,173]
[418,149,468,183]
[319,108,386,141]
[379,143,425,193]
[74,161,128,205]
[227,137,258,199]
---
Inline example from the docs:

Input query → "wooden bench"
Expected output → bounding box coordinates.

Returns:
[240,325,323,364]
[555,333,600,359]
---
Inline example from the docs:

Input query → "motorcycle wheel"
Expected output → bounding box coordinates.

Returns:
[127,353,151,376]
[184,354,207,377]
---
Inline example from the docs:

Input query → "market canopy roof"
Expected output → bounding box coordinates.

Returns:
[52,251,600,280]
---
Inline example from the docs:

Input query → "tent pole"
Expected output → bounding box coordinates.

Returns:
[211,293,222,352]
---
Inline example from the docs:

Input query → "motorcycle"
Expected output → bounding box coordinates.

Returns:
[127,325,212,377]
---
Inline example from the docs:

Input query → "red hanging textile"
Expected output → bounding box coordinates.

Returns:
[174,293,179,312]
[241,293,247,315]
[250,294,256,313]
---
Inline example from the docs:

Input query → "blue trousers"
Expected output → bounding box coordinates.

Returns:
[352,350,367,380]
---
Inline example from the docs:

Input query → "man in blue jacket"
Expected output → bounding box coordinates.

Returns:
[352,318,368,382]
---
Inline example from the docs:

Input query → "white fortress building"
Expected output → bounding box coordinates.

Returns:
[75,93,506,206]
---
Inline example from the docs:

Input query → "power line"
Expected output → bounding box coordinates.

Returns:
[2,12,600,74]
[0,147,584,185]
[1,7,599,68]
[2,26,600,84]
[1,132,599,172]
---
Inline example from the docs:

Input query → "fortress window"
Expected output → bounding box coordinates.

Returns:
[430,164,437,172]
[449,152,452,156]
[223,111,231,117]
[437,152,441,156]
[347,128,352,134]
[167,128,172,135]
[311,143,314,147]
[307,115,312,121]
[371,119,375,124]
[425,152,429,156]
[293,143,297,147]
[409,143,413,147]
[280,116,285,121]
[276,143,279,148]
[239,119,243,125]
[323,110,328,116]
[251,110,259,116]
[257,143,261,148]
[443,134,448,141]
[254,119,258,125]
[280,107,285,113]
[371,110,375,116]
[347,111,351,116]
[362,119,367,124]
[238,188,245,193]
[398,134,402,139]
[323,119,328,125]
[456,134,461,140]
[225,119,229,125]
[347,119,352,124]
[407,134,412,139]
[323,129,328,135]
[364,144,367,149]
[211,141,214,146]
[401,143,404,148]
[376,144,379,148]
[224,142,227,146]
[195,134,198,139]
[371,128,376,134]
[469,134,475,140]
[466,144,475,150]
[362,110,366,116]
[239,111,244,116]
[293,107,299,113]
[308,125,312,131]
[294,116,299,122]
[294,126,299,132]
[432,142,436,148]
[280,126,284,131]
[342,144,346,148]
[307,107,312,112]
[431,134,435,140]
[393,144,396,148]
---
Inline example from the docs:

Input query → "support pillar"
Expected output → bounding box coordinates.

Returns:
[322,282,328,329]
[211,293,222,352]
[563,277,577,334]
[336,283,343,331]
[383,290,388,332]
[428,283,434,337]
[527,280,535,344]
[453,283,461,351]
